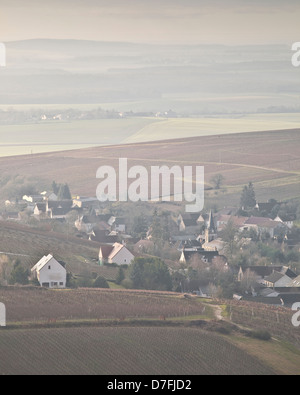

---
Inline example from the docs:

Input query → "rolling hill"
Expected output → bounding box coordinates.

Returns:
[0,128,299,206]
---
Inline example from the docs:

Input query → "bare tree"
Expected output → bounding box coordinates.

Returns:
[240,269,258,293]
[210,174,225,190]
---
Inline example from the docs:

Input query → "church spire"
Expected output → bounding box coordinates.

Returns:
[207,210,216,234]
[205,210,216,244]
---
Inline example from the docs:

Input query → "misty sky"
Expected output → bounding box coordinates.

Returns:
[0,0,299,45]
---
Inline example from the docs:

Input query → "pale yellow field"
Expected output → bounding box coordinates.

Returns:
[0,114,299,157]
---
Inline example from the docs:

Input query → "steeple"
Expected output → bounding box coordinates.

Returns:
[205,210,216,244]
[207,210,216,234]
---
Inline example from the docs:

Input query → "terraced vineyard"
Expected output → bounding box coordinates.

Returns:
[0,327,276,375]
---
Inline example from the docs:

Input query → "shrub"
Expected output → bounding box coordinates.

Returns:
[93,276,109,289]
[116,267,125,285]
[248,330,271,341]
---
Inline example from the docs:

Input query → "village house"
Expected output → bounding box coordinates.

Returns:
[34,202,47,216]
[240,216,287,238]
[99,242,134,266]
[238,265,297,284]
[179,248,220,265]
[112,217,127,233]
[177,213,204,233]
[40,191,58,201]
[46,200,73,220]
[289,275,300,288]
[33,200,73,220]
[72,196,99,209]
[263,271,294,289]
[75,214,111,234]
[48,207,70,221]
[255,200,278,214]
[216,215,249,232]
[201,238,225,252]
[89,228,118,244]
[46,200,73,213]
[274,215,294,230]
[31,254,67,288]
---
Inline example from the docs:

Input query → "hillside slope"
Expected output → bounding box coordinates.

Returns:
[0,128,299,205]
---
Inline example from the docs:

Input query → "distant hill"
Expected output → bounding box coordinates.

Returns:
[1,39,299,113]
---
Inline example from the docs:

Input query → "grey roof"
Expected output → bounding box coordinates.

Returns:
[240,265,297,279]
[259,288,279,297]
[264,271,285,284]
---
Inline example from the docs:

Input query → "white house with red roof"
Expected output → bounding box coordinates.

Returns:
[99,243,134,266]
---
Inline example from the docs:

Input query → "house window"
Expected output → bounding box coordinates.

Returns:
[48,265,51,270]
[59,282,64,286]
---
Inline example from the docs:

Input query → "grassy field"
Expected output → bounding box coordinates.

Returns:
[230,336,300,376]
[0,118,162,157]
[123,114,300,144]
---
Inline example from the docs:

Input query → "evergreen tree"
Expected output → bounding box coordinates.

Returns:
[52,181,59,195]
[58,183,72,200]
[9,260,29,285]
[240,182,256,209]
[151,209,163,245]
[132,215,148,239]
